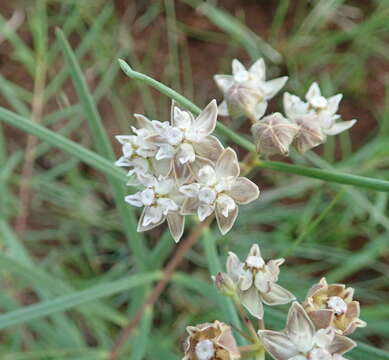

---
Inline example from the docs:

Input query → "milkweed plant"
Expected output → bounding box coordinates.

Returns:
[114,57,366,360]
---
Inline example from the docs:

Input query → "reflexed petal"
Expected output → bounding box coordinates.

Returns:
[258,330,300,360]
[227,177,259,204]
[327,334,356,354]
[214,75,234,93]
[263,76,288,99]
[305,82,321,102]
[286,302,315,352]
[260,283,295,306]
[192,100,218,139]
[249,58,266,81]
[192,135,224,163]
[215,148,240,179]
[115,135,134,144]
[241,287,263,319]
[151,157,172,177]
[323,120,356,136]
[294,116,325,154]
[283,92,308,120]
[172,106,193,130]
[218,100,229,116]
[248,244,261,258]
[137,208,165,232]
[181,197,200,215]
[155,177,174,194]
[215,203,238,235]
[157,198,178,214]
[226,252,242,282]
[198,203,214,221]
[167,212,185,242]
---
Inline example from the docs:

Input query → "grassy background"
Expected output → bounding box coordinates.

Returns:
[0,0,389,359]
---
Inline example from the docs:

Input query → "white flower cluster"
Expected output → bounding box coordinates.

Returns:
[115,101,259,242]
[214,59,357,155]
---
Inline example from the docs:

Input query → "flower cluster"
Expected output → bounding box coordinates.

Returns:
[184,244,366,360]
[115,101,259,242]
[214,59,357,156]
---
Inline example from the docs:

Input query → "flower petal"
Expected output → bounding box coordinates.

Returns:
[327,334,356,355]
[192,135,224,163]
[258,330,300,360]
[232,59,248,81]
[188,156,214,182]
[192,99,218,139]
[181,197,200,215]
[323,120,356,136]
[167,212,185,242]
[249,58,266,81]
[326,94,342,115]
[305,82,321,102]
[263,76,288,99]
[134,113,155,132]
[215,148,240,179]
[214,75,234,93]
[218,100,229,116]
[198,203,214,221]
[151,158,172,177]
[226,252,242,283]
[215,203,238,235]
[307,309,334,330]
[286,302,315,351]
[261,283,295,306]
[227,177,259,204]
[241,287,263,319]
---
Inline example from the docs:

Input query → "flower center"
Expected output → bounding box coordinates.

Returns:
[327,296,347,315]
[245,255,265,269]
[195,339,215,360]
[309,96,327,110]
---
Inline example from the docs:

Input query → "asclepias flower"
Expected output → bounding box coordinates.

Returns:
[183,320,240,360]
[283,82,357,153]
[180,147,259,235]
[150,100,224,174]
[214,58,288,122]
[303,277,366,335]
[226,244,295,319]
[258,302,356,360]
[125,172,186,242]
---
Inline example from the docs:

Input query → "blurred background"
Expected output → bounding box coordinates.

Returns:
[0,0,388,359]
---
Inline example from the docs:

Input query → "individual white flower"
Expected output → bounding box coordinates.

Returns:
[115,114,171,177]
[180,148,259,235]
[283,83,357,152]
[226,244,295,319]
[150,100,224,174]
[125,173,186,242]
[214,58,288,121]
[258,302,356,360]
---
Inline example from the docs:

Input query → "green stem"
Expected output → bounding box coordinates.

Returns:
[118,59,389,193]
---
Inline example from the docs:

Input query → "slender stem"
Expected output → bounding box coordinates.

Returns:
[118,59,389,193]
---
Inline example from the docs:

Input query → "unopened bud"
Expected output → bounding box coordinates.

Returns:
[293,115,326,153]
[214,272,237,297]
[251,113,299,156]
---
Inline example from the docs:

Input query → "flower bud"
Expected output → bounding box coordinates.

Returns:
[251,113,299,156]
[214,272,237,298]
[183,321,240,360]
[293,115,326,153]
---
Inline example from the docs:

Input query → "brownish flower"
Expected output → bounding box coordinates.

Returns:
[303,277,367,335]
[183,321,240,360]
